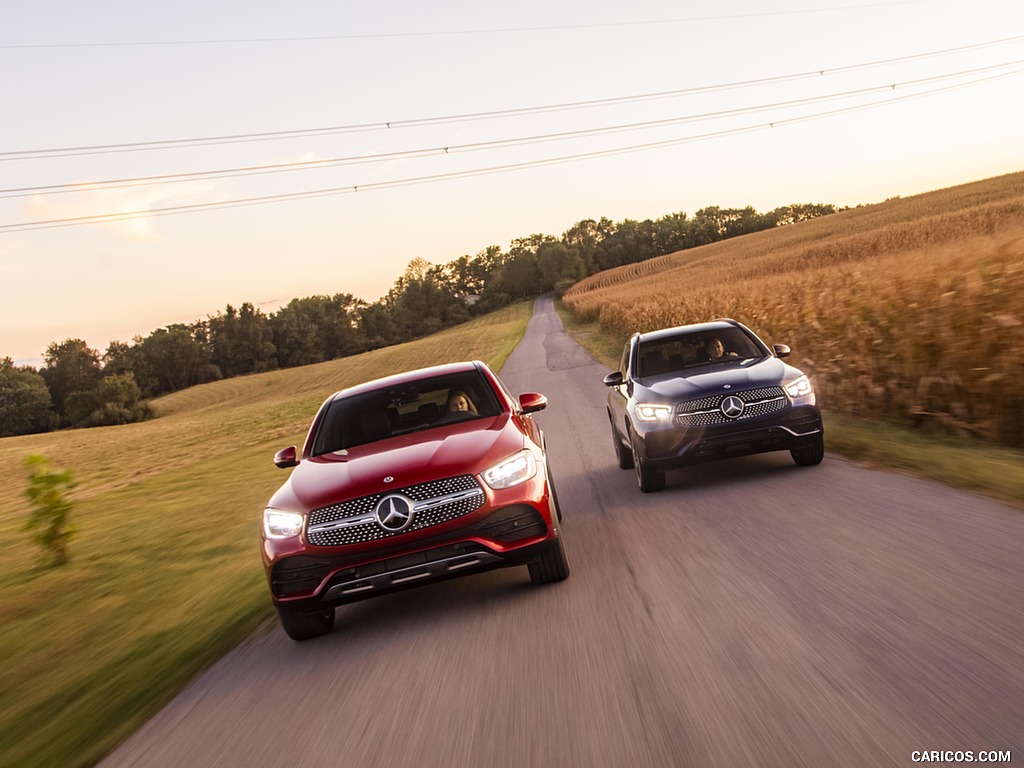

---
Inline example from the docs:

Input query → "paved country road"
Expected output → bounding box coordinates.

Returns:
[102,296,1023,767]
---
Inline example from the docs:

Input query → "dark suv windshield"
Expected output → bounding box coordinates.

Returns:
[311,370,501,455]
[636,328,765,378]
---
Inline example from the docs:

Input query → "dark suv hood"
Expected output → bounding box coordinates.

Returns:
[636,357,796,401]
[270,413,523,513]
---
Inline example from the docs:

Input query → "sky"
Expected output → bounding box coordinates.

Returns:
[2,0,1023,365]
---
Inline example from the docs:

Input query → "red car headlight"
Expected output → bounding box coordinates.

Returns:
[263,508,304,539]
[482,450,537,490]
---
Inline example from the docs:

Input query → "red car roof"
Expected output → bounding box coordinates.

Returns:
[328,360,484,401]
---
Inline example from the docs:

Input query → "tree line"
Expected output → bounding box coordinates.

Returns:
[1,202,839,437]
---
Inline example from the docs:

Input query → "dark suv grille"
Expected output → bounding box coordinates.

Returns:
[306,475,485,547]
[675,387,787,426]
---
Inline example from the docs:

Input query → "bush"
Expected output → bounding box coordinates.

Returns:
[23,454,78,567]
[66,372,152,428]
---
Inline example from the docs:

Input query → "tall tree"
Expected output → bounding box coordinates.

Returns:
[0,358,56,436]
[270,294,367,368]
[357,302,396,350]
[594,219,658,270]
[453,245,509,311]
[138,324,217,395]
[103,339,158,397]
[492,253,543,298]
[692,206,770,240]
[654,212,697,255]
[208,303,276,378]
[440,248,504,297]
[383,260,469,340]
[562,217,614,274]
[40,339,102,419]
[536,241,586,292]
[769,203,839,226]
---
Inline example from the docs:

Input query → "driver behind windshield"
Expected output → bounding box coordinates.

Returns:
[707,336,739,362]
[447,389,478,414]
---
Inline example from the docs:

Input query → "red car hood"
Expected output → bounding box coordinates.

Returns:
[269,413,524,512]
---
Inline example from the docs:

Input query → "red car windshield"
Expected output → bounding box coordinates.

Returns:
[311,370,503,455]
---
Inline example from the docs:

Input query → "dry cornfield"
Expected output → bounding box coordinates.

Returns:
[564,172,1024,447]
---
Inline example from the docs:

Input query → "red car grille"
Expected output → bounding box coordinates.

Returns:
[306,475,485,547]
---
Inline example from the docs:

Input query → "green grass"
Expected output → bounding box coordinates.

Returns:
[0,302,532,768]
[556,300,1024,510]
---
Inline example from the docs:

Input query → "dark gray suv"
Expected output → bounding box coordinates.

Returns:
[603,319,824,492]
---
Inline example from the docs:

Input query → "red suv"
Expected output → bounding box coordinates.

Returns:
[261,361,569,640]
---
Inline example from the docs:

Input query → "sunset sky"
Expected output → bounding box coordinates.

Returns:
[3,0,1023,364]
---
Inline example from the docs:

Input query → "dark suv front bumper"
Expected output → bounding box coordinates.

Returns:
[638,405,823,470]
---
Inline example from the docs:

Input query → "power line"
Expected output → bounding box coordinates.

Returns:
[3,66,1020,234]
[4,58,1021,200]
[0,2,936,49]
[3,34,1022,161]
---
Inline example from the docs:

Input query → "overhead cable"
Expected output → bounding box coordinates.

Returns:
[2,66,1021,234]
[2,34,1022,161]
[3,58,1021,199]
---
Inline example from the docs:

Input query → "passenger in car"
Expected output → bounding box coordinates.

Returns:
[447,389,478,413]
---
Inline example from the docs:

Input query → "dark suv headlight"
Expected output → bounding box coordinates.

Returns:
[784,375,813,399]
[635,404,673,422]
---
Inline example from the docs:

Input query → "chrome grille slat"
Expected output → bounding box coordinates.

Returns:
[675,387,787,426]
[307,475,485,547]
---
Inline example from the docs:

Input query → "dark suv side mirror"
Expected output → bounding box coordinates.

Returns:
[274,446,299,469]
[773,344,791,358]
[603,371,624,387]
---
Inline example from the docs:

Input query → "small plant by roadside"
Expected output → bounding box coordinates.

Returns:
[23,453,78,566]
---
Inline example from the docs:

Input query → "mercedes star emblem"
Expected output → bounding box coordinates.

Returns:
[720,395,745,419]
[374,494,414,532]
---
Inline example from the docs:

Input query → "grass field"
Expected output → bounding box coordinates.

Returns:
[564,171,1024,448]
[0,303,531,768]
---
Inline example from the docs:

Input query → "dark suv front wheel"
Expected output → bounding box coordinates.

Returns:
[609,413,634,469]
[790,431,825,466]
[630,428,665,493]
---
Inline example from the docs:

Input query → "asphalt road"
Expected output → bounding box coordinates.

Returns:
[101,296,1023,767]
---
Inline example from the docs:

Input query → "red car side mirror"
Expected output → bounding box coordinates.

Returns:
[274,446,299,469]
[518,393,547,414]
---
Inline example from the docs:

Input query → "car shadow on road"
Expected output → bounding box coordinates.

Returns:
[657,452,826,493]
[297,567,549,644]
